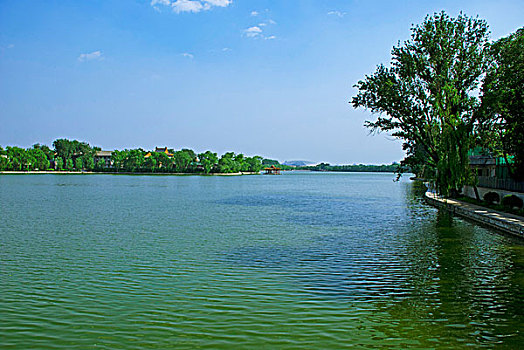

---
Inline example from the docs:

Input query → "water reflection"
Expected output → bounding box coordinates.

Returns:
[377,180,524,347]
[222,180,524,347]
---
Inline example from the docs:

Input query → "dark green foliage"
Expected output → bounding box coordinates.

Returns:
[32,144,54,162]
[352,12,491,196]
[483,191,500,204]
[75,157,83,170]
[28,147,49,170]
[143,157,157,172]
[84,157,95,170]
[181,149,196,161]
[198,151,218,174]
[52,139,96,171]
[0,156,8,171]
[0,147,9,170]
[111,150,125,170]
[122,149,145,172]
[155,151,172,171]
[96,158,106,170]
[501,195,523,209]
[244,156,263,172]
[480,28,524,180]
[262,158,280,166]
[55,157,63,170]
[0,139,264,174]
[218,152,236,173]
[6,147,32,170]
[0,146,50,171]
[173,150,193,172]
[259,159,294,170]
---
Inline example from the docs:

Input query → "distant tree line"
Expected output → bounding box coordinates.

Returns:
[261,158,294,170]
[109,149,263,174]
[0,139,263,174]
[297,163,399,172]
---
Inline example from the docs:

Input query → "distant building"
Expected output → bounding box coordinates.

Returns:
[145,147,174,158]
[466,149,523,194]
[468,148,513,180]
[264,165,281,175]
[94,150,113,168]
[469,155,496,178]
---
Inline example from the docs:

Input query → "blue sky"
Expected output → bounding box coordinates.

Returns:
[1,0,523,164]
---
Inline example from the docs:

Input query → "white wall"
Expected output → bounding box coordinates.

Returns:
[462,185,524,202]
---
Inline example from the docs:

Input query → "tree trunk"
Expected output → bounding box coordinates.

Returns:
[473,185,481,201]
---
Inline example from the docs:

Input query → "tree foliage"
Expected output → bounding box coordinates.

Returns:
[1,139,265,175]
[173,150,193,172]
[352,12,491,196]
[199,151,218,174]
[480,28,524,179]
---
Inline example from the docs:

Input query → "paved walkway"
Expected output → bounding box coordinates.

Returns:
[425,192,524,238]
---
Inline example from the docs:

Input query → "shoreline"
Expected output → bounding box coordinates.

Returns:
[0,171,259,176]
[425,192,524,238]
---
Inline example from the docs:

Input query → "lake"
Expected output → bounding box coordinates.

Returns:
[1,172,523,348]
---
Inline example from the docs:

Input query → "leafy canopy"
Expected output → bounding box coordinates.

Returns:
[480,28,524,179]
[352,12,490,196]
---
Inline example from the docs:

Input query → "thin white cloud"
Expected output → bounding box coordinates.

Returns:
[151,0,169,11]
[78,50,103,62]
[243,25,276,40]
[151,0,232,13]
[151,0,170,5]
[222,47,231,51]
[250,10,259,16]
[7,44,15,49]
[328,10,346,18]
[244,16,276,40]
[258,19,276,27]
[182,52,194,59]
[244,26,262,38]
[173,0,204,13]
[204,0,231,7]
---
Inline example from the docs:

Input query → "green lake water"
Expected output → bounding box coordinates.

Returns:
[1,172,523,349]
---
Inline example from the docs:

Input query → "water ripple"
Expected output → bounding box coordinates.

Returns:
[1,173,523,348]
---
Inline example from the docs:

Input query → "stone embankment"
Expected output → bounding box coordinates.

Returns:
[425,192,524,238]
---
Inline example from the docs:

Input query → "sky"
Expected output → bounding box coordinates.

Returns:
[0,0,523,164]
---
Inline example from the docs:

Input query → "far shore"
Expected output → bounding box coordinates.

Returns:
[0,171,260,176]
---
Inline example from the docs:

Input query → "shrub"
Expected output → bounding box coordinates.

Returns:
[501,195,523,209]
[483,191,500,204]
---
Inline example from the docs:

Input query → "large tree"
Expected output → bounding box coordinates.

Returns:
[480,28,524,180]
[53,139,96,170]
[28,147,50,170]
[198,151,218,174]
[173,150,192,172]
[352,12,490,196]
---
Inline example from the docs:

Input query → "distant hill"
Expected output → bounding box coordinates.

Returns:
[282,160,316,167]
